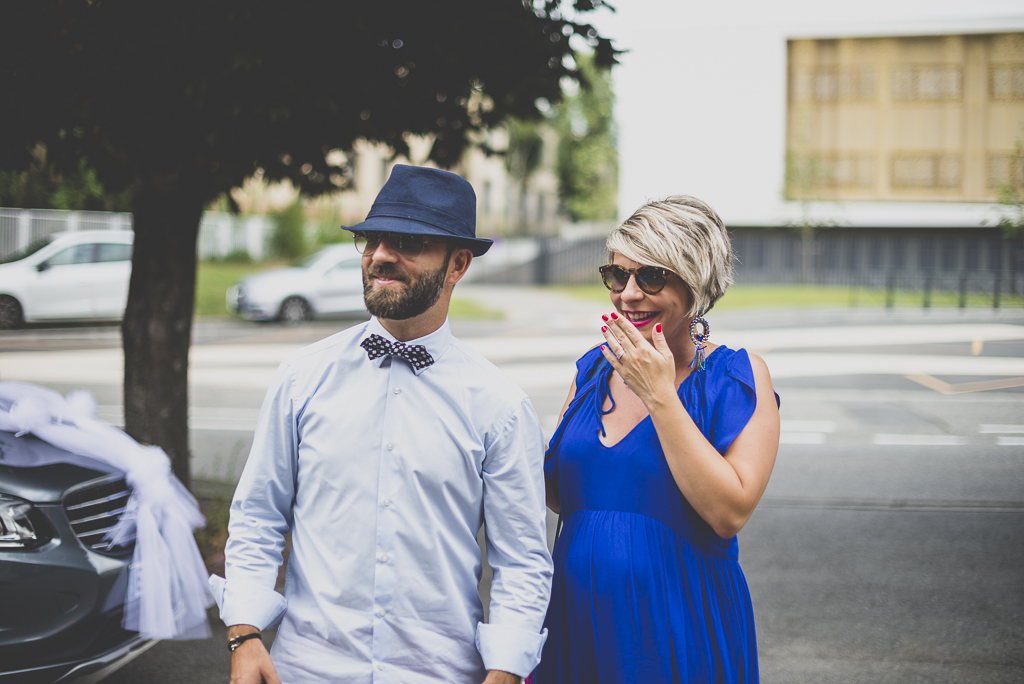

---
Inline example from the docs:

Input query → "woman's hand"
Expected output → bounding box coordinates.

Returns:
[600,313,679,410]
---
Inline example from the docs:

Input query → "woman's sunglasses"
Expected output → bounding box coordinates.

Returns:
[599,264,671,295]
[352,231,435,258]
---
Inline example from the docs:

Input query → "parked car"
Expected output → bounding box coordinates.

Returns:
[0,231,134,330]
[0,427,145,683]
[227,244,366,322]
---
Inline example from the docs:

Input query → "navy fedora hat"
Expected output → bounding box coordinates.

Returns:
[344,164,492,256]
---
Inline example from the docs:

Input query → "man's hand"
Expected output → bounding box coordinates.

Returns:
[228,625,281,684]
[482,670,521,684]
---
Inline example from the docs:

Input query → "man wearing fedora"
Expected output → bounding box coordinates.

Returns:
[213,165,552,684]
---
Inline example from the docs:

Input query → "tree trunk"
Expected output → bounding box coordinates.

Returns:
[122,184,203,487]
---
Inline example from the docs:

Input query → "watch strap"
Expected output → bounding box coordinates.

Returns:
[227,631,262,652]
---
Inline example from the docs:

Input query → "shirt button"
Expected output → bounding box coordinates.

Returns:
[383,499,391,506]
[393,387,400,394]
[381,555,389,563]
[378,609,386,617]
[386,443,394,451]
[378,664,385,670]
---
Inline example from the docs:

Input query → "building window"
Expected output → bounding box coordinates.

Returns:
[987,153,1024,189]
[891,155,962,189]
[990,64,1024,100]
[891,65,962,101]
[787,33,1024,202]
[794,67,878,102]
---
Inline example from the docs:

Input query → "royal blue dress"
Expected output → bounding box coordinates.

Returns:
[535,345,772,684]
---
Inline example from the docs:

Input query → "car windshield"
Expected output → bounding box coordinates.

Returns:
[0,235,56,264]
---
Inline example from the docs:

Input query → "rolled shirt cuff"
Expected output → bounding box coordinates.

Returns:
[476,622,548,677]
[209,575,288,631]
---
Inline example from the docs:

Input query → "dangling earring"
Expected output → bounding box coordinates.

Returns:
[689,309,710,372]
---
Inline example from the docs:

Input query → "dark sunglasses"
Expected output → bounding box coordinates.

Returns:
[352,231,437,258]
[599,264,671,295]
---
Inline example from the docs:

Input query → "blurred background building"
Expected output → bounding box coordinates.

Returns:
[591,1,1024,297]
[5,1,1024,300]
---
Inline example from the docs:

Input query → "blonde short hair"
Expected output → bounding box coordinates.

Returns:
[606,195,734,318]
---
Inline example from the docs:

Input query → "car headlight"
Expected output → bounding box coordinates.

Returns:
[0,493,50,549]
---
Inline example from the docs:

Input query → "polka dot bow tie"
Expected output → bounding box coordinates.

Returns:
[360,334,435,371]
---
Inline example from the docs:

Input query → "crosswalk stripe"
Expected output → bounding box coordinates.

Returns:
[872,434,967,446]
[979,424,1024,434]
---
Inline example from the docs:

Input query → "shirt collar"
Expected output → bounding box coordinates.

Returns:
[360,317,453,375]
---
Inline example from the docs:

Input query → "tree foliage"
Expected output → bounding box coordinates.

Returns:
[0,144,130,211]
[270,199,309,260]
[996,139,1024,237]
[0,2,617,205]
[552,52,618,221]
[0,1,618,485]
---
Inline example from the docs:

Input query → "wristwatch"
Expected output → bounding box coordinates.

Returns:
[227,631,262,652]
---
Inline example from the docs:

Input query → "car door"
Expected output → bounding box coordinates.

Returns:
[25,244,97,319]
[90,242,133,318]
[314,256,365,314]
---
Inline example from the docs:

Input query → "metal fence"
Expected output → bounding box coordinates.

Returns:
[0,208,133,259]
[473,226,1024,308]
[473,235,607,285]
[0,207,273,261]
[845,269,1023,309]
[730,228,1022,285]
[196,212,274,261]
[4,208,1021,309]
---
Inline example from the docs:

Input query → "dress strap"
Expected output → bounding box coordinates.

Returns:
[546,349,609,461]
[594,361,615,438]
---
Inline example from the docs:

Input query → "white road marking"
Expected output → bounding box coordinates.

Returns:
[780,432,827,444]
[781,420,837,433]
[872,434,967,446]
[996,436,1024,446]
[761,352,1024,379]
[717,323,1024,350]
[979,424,1024,433]
[1,322,1022,389]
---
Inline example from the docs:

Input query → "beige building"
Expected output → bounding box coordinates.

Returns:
[232,129,562,238]
[597,3,1024,229]
[787,33,1024,203]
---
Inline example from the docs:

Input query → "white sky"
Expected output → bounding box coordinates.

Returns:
[580,0,1024,226]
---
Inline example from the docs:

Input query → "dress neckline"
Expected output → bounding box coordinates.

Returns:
[595,346,725,450]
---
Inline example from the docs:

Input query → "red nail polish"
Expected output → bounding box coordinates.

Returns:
[601,314,609,322]
[656,323,662,333]
[601,326,608,333]
[610,312,618,320]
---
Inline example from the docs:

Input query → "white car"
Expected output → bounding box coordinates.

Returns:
[0,230,134,329]
[227,244,366,322]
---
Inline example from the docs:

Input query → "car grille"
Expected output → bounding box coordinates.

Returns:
[63,477,136,556]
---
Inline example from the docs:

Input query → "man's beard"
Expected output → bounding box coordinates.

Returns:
[362,250,452,320]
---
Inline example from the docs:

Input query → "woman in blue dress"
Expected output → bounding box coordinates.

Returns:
[534,196,780,684]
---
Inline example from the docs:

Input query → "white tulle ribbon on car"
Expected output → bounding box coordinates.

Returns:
[0,381,213,640]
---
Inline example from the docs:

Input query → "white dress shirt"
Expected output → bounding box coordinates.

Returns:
[218,317,552,683]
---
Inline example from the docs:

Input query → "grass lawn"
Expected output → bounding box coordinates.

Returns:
[195,260,288,317]
[196,260,505,320]
[448,297,505,320]
[555,283,854,309]
[555,282,1023,311]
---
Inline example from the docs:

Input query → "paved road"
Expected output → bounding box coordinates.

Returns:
[2,289,1022,683]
